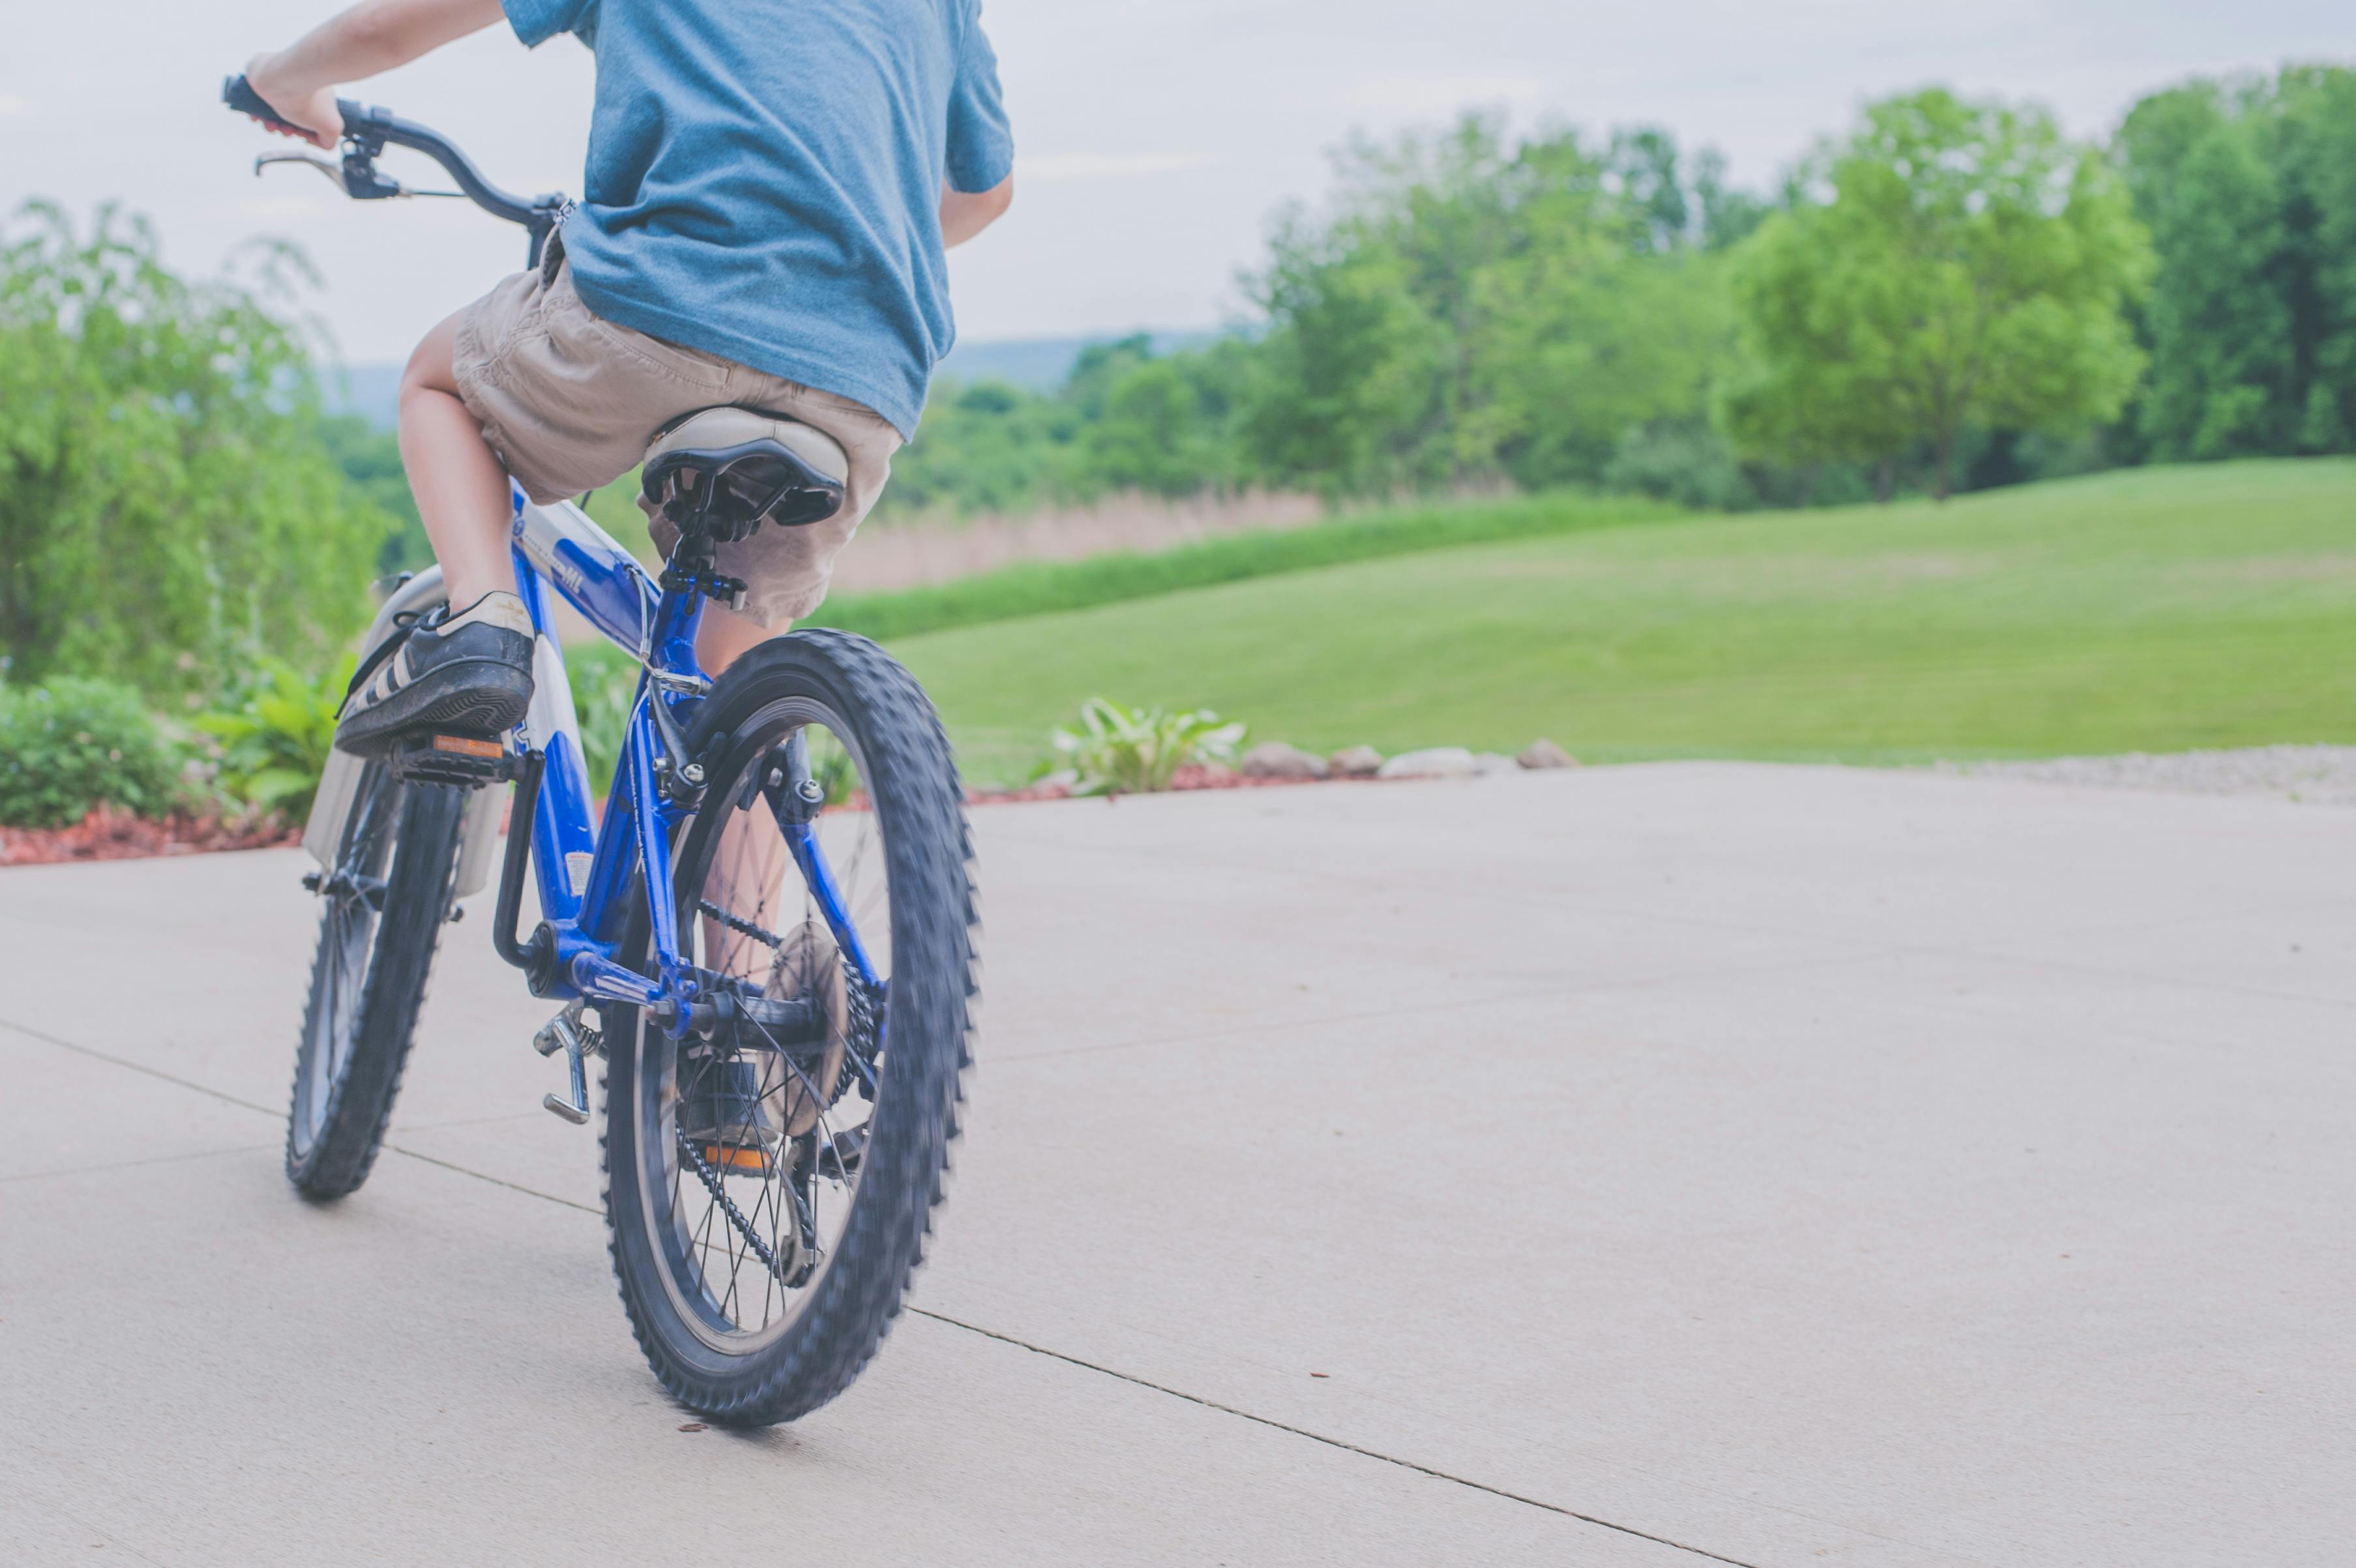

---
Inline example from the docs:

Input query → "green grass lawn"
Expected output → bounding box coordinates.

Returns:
[877,460,2356,786]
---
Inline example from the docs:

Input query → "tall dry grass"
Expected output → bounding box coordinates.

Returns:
[831,490,1328,594]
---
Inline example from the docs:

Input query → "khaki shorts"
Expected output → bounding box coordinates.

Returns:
[452,252,902,627]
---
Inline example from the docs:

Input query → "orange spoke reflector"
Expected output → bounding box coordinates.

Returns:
[432,734,505,759]
[703,1145,771,1172]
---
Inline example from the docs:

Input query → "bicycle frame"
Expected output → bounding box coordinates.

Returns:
[237,77,876,1037]
[495,485,879,1033]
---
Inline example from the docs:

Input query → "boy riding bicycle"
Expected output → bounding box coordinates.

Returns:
[240,0,1014,754]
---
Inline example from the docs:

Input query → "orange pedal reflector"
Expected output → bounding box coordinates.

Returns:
[703,1144,771,1172]
[431,734,504,759]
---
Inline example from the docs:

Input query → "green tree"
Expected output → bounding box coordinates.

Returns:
[1470,144,1739,488]
[2117,68,2356,460]
[0,203,384,700]
[1074,345,1254,499]
[1692,148,1771,253]
[1245,209,1449,492]
[878,377,1079,518]
[2307,72,2356,447]
[1722,90,2153,499]
[1244,115,1752,497]
[1061,334,1160,422]
[2138,120,2291,457]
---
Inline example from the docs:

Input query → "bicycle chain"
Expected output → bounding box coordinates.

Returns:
[697,899,782,949]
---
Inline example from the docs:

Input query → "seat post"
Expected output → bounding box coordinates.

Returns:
[656,520,747,619]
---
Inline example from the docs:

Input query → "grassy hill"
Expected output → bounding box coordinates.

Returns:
[874,460,2356,785]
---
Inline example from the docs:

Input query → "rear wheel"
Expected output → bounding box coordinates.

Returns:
[602,630,976,1425]
[285,761,467,1200]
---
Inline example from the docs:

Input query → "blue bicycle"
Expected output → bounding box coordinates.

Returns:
[229,80,977,1426]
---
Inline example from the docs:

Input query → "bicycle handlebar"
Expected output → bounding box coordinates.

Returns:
[222,74,567,264]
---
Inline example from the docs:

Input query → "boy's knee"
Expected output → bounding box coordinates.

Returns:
[400,317,465,406]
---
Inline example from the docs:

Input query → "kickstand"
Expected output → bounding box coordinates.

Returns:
[534,1001,596,1124]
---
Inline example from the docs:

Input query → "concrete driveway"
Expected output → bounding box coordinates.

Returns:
[2,763,2349,1566]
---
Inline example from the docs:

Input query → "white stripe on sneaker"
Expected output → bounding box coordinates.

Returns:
[440,591,534,637]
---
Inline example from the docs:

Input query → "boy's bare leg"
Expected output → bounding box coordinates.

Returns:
[698,602,789,974]
[696,601,774,675]
[400,311,516,609]
[330,306,537,750]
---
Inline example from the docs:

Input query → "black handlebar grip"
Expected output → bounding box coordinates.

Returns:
[222,74,314,137]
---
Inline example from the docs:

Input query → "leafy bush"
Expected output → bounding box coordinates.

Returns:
[0,203,385,702]
[0,677,186,828]
[196,658,350,823]
[1050,697,1245,795]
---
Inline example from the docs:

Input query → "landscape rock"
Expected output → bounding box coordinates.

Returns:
[1472,752,1519,777]
[1377,747,1478,781]
[1241,742,1330,781]
[1328,745,1385,778]
[1518,739,1579,770]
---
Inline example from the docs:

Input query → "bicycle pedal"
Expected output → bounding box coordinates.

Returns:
[390,732,520,788]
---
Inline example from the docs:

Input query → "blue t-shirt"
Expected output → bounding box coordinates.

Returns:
[502,0,1013,439]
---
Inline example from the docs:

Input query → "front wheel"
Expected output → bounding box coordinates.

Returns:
[602,630,977,1425]
[286,761,467,1199]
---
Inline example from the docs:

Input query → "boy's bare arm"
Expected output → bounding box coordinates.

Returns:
[245,0,507,148]
[941,177,1014,248]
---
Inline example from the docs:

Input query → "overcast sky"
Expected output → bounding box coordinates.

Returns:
[3,1,2346,364]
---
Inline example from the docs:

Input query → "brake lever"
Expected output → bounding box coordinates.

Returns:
[254,147,411,201]
[254,151,350,190]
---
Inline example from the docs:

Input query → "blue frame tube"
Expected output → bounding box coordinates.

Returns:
[502,491,880,1019]
[625,698,681,979]
[511,494,657,656]
[512,546,597,927]
[576,724,643,945]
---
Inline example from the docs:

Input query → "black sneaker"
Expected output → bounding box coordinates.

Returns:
[677,1055,784,1173]
[336,591,536,755]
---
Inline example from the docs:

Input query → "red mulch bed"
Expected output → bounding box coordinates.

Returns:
[1,765,1349,865]
[0,805,298,867]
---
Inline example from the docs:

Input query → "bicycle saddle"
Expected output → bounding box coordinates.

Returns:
[641,407,848,544]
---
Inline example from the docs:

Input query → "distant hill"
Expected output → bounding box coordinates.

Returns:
[321,327,1228,430]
